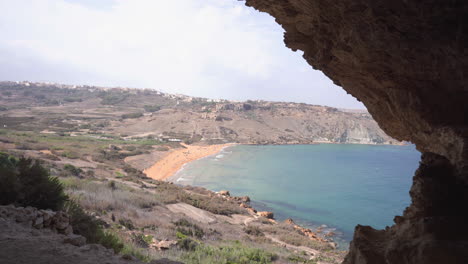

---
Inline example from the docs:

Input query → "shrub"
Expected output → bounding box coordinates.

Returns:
[64,200,124,253]
[60,151,79,159]
[174,219,205,239]
[63,164,83,176]
[121,112,143,119]
[100,93,128,105]
[63,97,83,103]
[181,242,277,264]
[133,233,153,248]
[244,225,264,237]
[0,154,68,211]
[178,237,198,251]
[143,105,161,112]
[119,218,135,230]
[123,165,146,179]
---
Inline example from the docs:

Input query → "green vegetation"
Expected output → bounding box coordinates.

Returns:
[121,112,143,119]
[0,153,68,211]
[63,97,83,103]
[63,164,83,176]
[64,200,124,253]
[243,225,264,237]
[0,153,147,260]
[174,219,205,239]
[100,92,128,105]
[181,241,278,264]
[143,105,161,112]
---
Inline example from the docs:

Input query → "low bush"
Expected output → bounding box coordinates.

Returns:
[63,164,83,177]
[119,218,135,230]
[178,237,199,251]
[60,151,80,159]
[143,105,161,112]
[244,225,264,237]
[64,200,124,253]
[63,97,83,103]
[121,112,143,119]
[133,233,153,248]
[174,219,205,239]
[100,93,128,105]
[181,241,277,264]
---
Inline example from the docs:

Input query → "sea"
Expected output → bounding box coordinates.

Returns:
[170,144,421,248]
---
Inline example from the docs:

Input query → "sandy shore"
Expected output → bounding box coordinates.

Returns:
[143,143,234,181]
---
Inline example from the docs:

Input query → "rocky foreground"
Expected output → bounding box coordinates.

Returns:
[0,205,146,264]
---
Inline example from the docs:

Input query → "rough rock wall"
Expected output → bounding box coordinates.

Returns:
[244,0,468,263]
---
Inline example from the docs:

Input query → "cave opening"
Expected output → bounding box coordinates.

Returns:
[243,0,468,263]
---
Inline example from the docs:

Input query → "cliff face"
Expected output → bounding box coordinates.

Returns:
[244,0,468,263]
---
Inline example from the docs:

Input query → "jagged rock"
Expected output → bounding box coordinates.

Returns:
[54,212,70,230]
[0,205,72,235]
[63,235,86,247]
[151,240,177,250]
[284,218,295,225]
[218,190,230,196]
[33,217,44,229]
[63,225,73,235]
[257,211,274,219]
[246,208,257,215]
[239,203,249,208]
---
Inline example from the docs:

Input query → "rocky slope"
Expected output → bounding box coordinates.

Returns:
[0,205,145,264]
[0,81,397,145]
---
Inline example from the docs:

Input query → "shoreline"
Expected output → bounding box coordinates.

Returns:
[143,141,410,181]
[143,143,235,181]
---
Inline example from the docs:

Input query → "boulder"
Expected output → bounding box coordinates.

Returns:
[239,203,249,208]
[257,211,274,219]
[155,240,177,250]
[64,234,86,247]
[218,190,230,196]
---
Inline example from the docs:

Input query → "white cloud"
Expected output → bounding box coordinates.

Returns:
[0,0,364,109]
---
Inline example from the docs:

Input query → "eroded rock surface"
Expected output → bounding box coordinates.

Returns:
[0,205,142,264]
[244,0,468,263]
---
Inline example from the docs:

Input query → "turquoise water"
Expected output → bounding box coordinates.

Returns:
[172,144,420,247]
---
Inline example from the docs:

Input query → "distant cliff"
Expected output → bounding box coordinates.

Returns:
[0,81,398,145]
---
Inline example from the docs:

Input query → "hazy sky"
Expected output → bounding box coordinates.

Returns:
[0,0,364,109]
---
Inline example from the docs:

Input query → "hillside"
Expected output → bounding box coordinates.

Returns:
[0,81,397,145]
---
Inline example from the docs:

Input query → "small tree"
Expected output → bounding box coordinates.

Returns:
[0,153,68,211]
